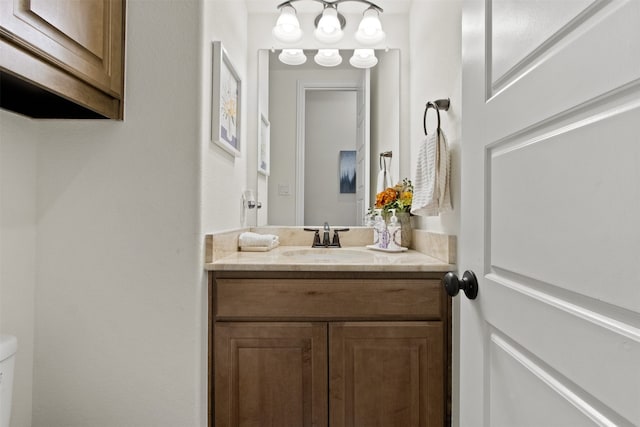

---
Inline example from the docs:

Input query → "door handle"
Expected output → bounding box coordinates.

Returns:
[443,271,478,300]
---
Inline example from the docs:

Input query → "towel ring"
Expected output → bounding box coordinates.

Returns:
[423,98,451,136]
[379,151,392,171]
[423,102,441,136]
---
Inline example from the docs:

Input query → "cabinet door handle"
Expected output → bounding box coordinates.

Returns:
[443,271,478,300]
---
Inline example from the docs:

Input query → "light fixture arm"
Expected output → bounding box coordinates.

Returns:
[276,0,383,13]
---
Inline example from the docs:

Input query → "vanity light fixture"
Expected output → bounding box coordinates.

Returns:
[279,48,307,65]
[314,49,342,67]
[314,6,344,43]
[273,0,385,46]
[349,48,378,68]
[272,4,304,43]
[355,7,385,45]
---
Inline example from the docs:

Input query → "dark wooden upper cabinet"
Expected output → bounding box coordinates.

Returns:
[0,0,126,119]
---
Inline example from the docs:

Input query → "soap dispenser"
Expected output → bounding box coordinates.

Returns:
[373,209,389,249]
[364,209,375,227]
[387,208,402,250]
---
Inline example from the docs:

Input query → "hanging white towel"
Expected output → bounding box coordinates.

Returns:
[238,232,280,251]
[437,130,452,214]
[376,168,394,194]
[411,133,438,216]
[411,130,451,216]
[376,154,394,193]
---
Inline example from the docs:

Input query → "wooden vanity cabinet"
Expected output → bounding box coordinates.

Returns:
[0,0,125,119]
[329,322,444,427]
[214,322,329,426]
[210,272,451,427]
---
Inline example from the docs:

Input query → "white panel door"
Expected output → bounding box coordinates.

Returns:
[460,1,640,426]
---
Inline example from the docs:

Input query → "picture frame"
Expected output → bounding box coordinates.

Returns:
[212,41,241,157]
[258,113,270,176]
[339,150,356,193]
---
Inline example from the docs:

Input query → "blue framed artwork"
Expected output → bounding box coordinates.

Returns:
[339,150,356,193]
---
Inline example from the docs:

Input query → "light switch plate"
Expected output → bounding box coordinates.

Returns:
[278,184,290,196]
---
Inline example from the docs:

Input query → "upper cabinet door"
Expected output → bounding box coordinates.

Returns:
[0,0,125,119]
[0,0,124,96]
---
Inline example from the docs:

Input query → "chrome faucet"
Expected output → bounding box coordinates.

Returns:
[322,222,331,246]
[304,222,350,248]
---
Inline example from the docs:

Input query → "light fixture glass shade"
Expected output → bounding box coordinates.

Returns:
[272,4,303,43]
[314,49,342,67]
[314,7,343,44]
[355,7,385,45]
[349,49,378,68]
[279,49,307,66]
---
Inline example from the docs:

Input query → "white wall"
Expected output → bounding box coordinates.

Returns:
[409,0,462,236]
[370,49,401,193]
[30,0,204,425]
[0,110,37,427]
[201,0,250,233]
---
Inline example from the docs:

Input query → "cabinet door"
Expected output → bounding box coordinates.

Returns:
[214,322,328,427]
[0,0,124,95]
[329,322,444,427]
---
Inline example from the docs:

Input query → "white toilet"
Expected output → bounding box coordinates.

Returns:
[0,335,17,427]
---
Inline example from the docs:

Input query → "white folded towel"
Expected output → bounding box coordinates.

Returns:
[411,130,451,216]
[238,232,280,250]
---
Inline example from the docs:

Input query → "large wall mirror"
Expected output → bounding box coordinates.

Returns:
[257,49,400,227]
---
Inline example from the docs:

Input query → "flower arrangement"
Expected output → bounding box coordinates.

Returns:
[374,178,413,214]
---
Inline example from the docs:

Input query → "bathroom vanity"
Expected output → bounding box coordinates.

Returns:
[206,229,455,427]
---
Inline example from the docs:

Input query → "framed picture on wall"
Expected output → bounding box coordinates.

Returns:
[339,150,356,193]
[258,113,270,176]
[212,41,241,157]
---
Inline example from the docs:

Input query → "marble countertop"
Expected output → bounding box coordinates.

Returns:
[206,245,454,272]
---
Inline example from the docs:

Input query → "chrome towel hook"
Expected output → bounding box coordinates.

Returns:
[423,98,450,135]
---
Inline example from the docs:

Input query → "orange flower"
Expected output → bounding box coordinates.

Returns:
[375,187,398,208]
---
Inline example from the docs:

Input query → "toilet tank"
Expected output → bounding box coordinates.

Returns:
[0,335,17,427]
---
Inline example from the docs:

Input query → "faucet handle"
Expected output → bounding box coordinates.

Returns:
[331,231,341,247]
[304,228,322,247]
[331,228,349,247]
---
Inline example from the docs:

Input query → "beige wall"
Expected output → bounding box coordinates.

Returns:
[0,110,37,427]
[31,1,203,425]
[409,0,462,236]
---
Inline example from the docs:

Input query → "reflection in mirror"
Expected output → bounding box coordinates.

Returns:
[260,49,399,227]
